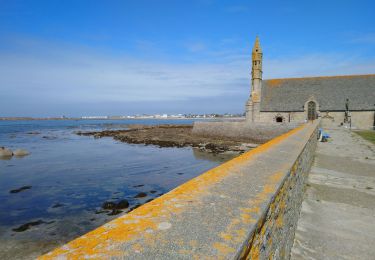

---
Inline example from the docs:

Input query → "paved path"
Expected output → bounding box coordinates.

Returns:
[291,128,375,260]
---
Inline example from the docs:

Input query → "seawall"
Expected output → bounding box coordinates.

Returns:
[40,121,319,259]
[192,121,299,143]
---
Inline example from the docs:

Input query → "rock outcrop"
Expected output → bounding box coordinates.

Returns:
[0,147,13,158]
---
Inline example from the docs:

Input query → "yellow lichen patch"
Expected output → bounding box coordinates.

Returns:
[213,169,289,258]
[276,214,284,228]
[40,124,308,259]
[268,171,283,183]
[267,73,375,83]
[213,242,236,255]
[220,232,233,242]
[132,243,143,253]
[248,243,260,260]
[267,79,283,87]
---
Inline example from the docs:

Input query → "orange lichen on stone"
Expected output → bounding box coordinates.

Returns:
[40,123,307,259]
[248,243,260,260]
[213,242,236,255]
[276,214,284,228]
[215,168,290,258]
[266,73,375,85]
[266,79,284,87]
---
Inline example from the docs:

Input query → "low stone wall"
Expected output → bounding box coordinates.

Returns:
[192,120,299,143]
[242,123,318,259]
[40,121,319,260]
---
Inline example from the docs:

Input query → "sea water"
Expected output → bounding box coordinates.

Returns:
[0,119,232,259]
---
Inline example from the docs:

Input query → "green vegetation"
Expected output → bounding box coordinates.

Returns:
[354,130,375,144]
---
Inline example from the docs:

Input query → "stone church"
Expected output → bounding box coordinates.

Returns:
[245,37,375,130]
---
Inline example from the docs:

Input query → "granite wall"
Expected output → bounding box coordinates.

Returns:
[241,123,318,259]
[192,120,299,143]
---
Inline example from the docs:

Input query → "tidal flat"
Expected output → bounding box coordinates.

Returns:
[77,124,258,154]
[0,119,237,259]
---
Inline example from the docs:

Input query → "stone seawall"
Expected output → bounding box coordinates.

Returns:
[192,121,299,143]
[242,123,318,259]
[40,121,319,260]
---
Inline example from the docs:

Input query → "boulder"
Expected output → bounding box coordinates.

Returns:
[13,149,30,157]
[0,147,13,158]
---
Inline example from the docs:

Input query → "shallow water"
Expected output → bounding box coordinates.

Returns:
[0,119,233,259]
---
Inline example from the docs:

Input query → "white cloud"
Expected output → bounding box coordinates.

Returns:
[0,37,374,115]
[0,42,248,104]
[185,41,207,52]
[264,53,375,79]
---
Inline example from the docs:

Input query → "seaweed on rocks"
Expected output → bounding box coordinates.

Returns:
[10,186,32,194]
[134,192,147,198]
[12,220,54,232]
[75,124,256,155]
[102,199,129,210]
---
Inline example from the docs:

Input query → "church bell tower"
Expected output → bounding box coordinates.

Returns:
[246,36,263,122]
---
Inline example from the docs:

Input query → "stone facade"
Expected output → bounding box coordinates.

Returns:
[243,125,318,259]
[246,36,263,123]
[192,120,298,143]
[245,37,375,130]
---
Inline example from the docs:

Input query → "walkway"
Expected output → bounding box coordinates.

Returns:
[291,128,375,259]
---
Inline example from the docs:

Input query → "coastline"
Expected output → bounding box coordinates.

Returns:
[76,124,258,154]
[0,117,245,121]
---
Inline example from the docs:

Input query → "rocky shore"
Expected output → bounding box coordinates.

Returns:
[76,124,259,154]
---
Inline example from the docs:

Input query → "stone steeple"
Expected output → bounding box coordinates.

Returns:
[252,36,263,83]
[246,36,263,122]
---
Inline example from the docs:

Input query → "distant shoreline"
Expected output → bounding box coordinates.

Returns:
[0,117,245,121]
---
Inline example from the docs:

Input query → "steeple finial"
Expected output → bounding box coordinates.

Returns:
[252,36,262,53]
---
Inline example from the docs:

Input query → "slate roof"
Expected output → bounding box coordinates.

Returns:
[260,74,375,112]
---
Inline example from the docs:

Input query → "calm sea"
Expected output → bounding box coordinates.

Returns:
[0,119,232,259]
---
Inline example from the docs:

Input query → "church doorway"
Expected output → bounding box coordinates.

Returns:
[307,101,316,120]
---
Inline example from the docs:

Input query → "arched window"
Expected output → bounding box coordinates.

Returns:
[276,116,283,123]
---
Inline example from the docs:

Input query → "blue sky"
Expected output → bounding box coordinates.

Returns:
[0,0,374,117]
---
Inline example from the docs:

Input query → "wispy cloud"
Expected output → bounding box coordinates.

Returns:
[350,33,375,44]
[0,39,248,105]
[0,37,374,116]
[185,41,207,52]
[264,53,375,79]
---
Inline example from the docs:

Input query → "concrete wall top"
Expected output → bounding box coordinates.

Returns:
[40,121,320,259]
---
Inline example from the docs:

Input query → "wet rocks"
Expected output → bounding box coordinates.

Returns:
[116,199,130,209]
[134,192,147,198]
[75,124,256,154]
[102,201,116,210]
[26,131,40,135]
[0,147,30,159]
[0,147,13,158]
[13,149,30,157]
[102,199,129,210]
[101,199,130,216]
[10,186,32,194]
[108,209,123,216]
[12,220,54,232]
[51,203,65,208]
[42,136,57,140]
